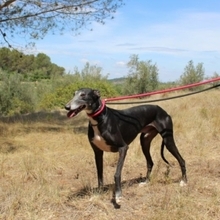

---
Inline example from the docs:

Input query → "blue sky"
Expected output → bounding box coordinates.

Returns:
[32,1,220,81]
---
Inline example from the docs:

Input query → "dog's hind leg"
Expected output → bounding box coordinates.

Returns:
[158,114,187,186]
[162,135,187,186]
[140,127,158,184]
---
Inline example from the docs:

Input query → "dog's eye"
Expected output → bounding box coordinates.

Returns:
[80,93,85,97]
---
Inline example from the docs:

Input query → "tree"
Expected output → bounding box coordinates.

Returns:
[0,47,65,80]
[78,62,108,81]
[209,72,220,88]
[180,60,205,89]
[0,0,124,47]
[123,54,159,95]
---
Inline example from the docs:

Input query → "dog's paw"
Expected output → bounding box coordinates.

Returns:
[115,196,123,204]
[139,179,150,187]
[139,181,147,187]
[180,180,187,187]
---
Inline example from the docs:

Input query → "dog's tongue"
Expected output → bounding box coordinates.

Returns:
[67,110,76,118]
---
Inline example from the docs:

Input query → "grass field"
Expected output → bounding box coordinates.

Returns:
[0,90,220,220]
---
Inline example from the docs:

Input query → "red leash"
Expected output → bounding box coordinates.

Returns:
[104,77,220,103]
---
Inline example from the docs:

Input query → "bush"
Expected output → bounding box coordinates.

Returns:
[39,79,119,110]
[0,70,37,116]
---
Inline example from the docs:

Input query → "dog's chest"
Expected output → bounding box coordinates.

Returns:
[91,124,117,152]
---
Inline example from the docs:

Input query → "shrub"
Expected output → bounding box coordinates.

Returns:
[39,79,119,110]
[0,70,37,116]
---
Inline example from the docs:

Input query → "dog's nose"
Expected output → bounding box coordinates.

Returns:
[65,105,70,110]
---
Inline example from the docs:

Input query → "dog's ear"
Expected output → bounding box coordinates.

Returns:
[93,89,100,98]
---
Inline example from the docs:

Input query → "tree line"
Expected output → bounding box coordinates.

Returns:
[0,47,65,81]
[0,49,219,116]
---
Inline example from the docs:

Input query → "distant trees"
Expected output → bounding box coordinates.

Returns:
[180,60,205,88]
[1,46,219,116]
[123,54,159,95]
[0,47,65,80]
[74,62,108,81]
[209,72,220,88]
[0,61,119,115]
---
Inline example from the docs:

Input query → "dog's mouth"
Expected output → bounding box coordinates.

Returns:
[67,105,86,118]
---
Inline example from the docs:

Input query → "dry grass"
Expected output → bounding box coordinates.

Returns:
[0,90,220,220]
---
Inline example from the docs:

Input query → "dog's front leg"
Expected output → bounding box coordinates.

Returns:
[95,149,104,188]
[114,145,128,203]
[91,143,104,188]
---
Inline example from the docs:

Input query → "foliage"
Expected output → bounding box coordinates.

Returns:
[123,54,159,95]
[39,63,118,110]
[0,47,65,80]
[0,70,37,115]
[0,0,124,47]
[74,62,108,81]
[180,60,205,90]
[209,72,220,88]
[0,61,118,115]
[157,81,178,90]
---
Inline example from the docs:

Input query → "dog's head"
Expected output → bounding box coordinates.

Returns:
[65,88,101,118]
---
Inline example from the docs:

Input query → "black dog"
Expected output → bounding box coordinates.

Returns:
[65,88,187,203]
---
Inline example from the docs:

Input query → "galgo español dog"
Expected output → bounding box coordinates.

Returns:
[65,88,187,205]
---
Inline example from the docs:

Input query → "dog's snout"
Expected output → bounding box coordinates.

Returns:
[65,104,70,110]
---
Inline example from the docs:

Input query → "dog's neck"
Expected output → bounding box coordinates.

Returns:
[87,100,106,118]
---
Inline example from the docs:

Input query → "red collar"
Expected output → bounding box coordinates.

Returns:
[87,100,106,117]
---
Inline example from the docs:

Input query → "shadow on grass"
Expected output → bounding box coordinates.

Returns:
[66,177,144,209]
[0,110,81,124]
[0,110,89,134]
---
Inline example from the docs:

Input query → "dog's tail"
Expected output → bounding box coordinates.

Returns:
[160,140,171,166]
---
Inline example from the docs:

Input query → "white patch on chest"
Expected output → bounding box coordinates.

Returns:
[90,119,116,152]
[93,134,113,152]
